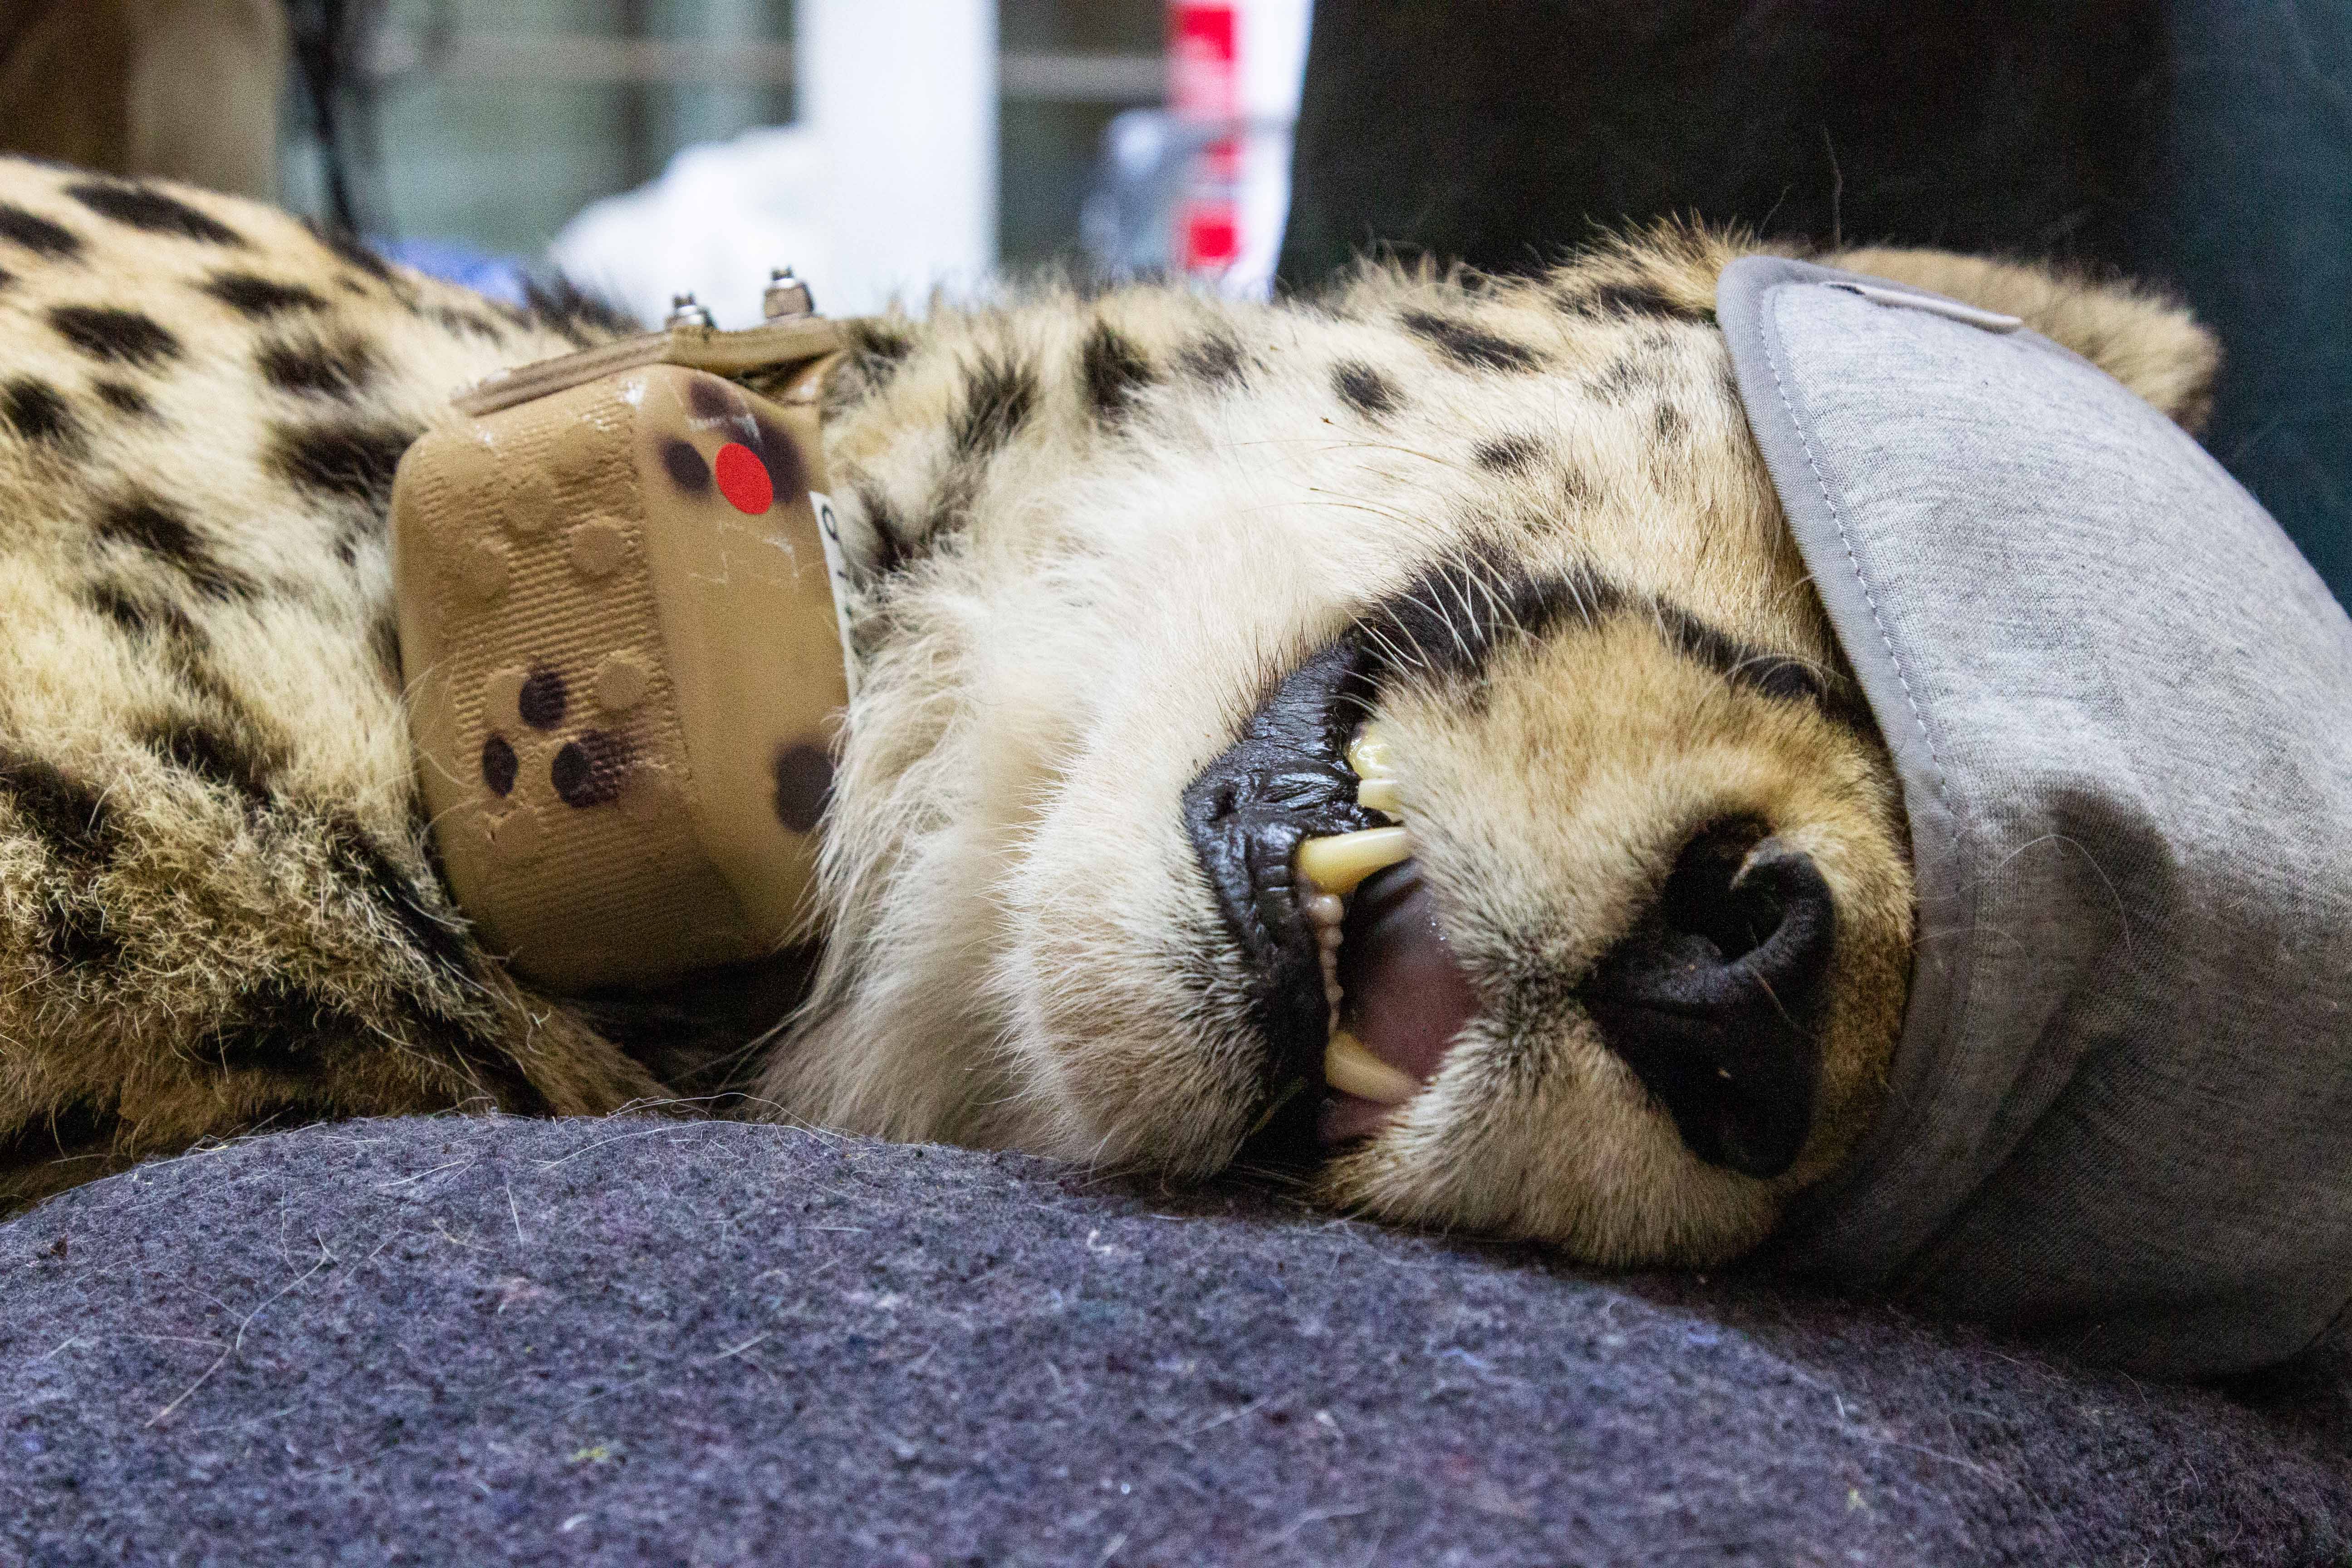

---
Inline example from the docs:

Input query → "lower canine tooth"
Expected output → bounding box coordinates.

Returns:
[1298,826,1411,895]
[1324,1030,1417,1105]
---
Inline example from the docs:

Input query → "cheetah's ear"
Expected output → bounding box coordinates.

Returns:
[1825,247,2220,434]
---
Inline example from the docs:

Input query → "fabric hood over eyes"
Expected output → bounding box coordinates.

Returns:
[1717,258,2352,1378]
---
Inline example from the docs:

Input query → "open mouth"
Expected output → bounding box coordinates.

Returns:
[1181,636,1477,1156]
[1185,574,1845,1182]
[1317,851,1480,1143]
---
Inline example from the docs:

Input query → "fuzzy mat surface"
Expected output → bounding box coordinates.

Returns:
[3,1115,2349,1566]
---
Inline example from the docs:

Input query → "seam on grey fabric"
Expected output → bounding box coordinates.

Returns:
[1756,287,1956,823]
[1743,274,1989,1288]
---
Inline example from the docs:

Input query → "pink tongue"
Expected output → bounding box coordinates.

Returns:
[1320,862,1479,1144]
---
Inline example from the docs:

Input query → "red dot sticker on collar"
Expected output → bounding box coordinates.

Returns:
[713,442,774,515]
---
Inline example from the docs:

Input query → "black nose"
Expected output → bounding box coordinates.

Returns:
[1579,821,1836,1179]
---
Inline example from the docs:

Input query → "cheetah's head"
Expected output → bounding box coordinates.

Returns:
[781,229,2218,1267]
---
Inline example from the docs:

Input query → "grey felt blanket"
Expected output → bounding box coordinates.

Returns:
[3,1115,2347,1565]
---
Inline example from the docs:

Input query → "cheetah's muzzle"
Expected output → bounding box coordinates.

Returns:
[1188,626,1840,1178]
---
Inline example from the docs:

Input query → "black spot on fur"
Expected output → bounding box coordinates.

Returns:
[369,612,402,690]
[426,305,506,343]
[98,495,254,601]
[201,272,328,319]
[0,1099,118,1166]
[268,420,415,506]
[147,718,274,807]
[48,306,181,368]
[209,958,538,1110]
[324,820,477,982]
[1583,279,1715,324]
[661,438,710,494]
[917,353,1041,541]
[522,274,637,345]
[1591,352,1662,404]
[517,669,567,730]
[83,579,198,643]
[3,379,78,446]
[0,751,114,864]
[1360,545,1861,726]
[46,903,119,970]
[93,380,152,418]
[771,743,833,833]
[257,334,379,401]
[857,480,912,576]
[1081,322,1156,425]
[481,735,518,797]
[1401,310,1540,372]
[0,204,79,259]
[687,377,734,419]
[306,220,392,282]
[1655,402,1689,442]
[1333,361,1400,417]
[205,984,331,1072]
[951,353,1039,461]
[67,180,244,245]
[850,319,916,365]
[332,515,372,567]
[551,731,631,808]
[1473,434,1542,474]
[829,319,918,407]
[1179,333,1245,384]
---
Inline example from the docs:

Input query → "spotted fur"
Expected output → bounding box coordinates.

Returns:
[0,159,660,1209]
[0,158,2219,1269]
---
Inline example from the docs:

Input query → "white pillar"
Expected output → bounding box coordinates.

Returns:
[1229,0,1313,298]
[798,0,999,317]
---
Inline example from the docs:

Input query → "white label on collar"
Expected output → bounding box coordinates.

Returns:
[1823,280,2024,333]
[810,490,860,702]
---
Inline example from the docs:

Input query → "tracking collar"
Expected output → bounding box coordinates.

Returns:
[390,281,860,990]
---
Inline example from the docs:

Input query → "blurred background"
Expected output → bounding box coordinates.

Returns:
[0,1,2344,596]
[324,0,1315,320]
[0,0,1310,321]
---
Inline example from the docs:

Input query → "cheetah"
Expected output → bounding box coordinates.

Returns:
[0,158,2218,1275]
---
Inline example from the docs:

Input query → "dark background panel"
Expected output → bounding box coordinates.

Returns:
[1279,0,2352,602]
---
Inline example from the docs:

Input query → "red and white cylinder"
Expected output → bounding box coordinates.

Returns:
[1168,0,1313,297]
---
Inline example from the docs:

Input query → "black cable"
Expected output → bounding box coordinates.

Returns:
[284,0,388,237]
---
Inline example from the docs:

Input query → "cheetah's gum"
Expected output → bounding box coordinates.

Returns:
[391,346,849,991]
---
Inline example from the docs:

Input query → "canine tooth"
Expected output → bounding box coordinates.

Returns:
[1298,826,1411,896]
[1305,892,1345,928]
[1356,777,1403,816]
[1347,726,1397,780]
[1325,1031,1417,1105]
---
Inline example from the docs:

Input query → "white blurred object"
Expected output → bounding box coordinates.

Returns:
[549,126,834,329]
[1082,109,1184,278]
[1168,0,1313,298]
[799,0,998,318]
[549,0,1000,327]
